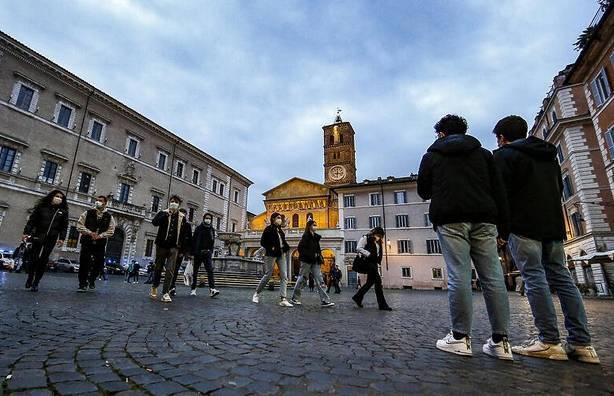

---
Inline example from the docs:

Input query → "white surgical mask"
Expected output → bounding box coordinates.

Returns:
[52,197,62,205]
[169,202,179,210]
[95,201,104,209]
[274,218,282,226]
[204,219,212,225]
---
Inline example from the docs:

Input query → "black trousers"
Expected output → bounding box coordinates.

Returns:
[78,241,106,287]
[170,254,184,290]
[192,251,215,290]
[152,247,179,294]
[353,266,389,308]
[26,239,57,287]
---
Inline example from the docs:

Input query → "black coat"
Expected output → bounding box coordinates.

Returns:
[191,223,216,256]
[152,210,191,249]
[417,134,509,238]
[362,236,383,266]
[260,224,290,258]
[23,205,69,242]
[493,136,566,241]
[80,209,113,245]
[297,231,323,264]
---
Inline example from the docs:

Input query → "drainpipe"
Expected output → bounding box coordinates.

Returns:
[65,89,94,195]
[166,141,177,199]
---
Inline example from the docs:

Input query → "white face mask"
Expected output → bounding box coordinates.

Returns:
[204,219,212,225]
[52,197,63,205]
[94,201,104,209]
[274,218,282,226]
[169,202,179,210]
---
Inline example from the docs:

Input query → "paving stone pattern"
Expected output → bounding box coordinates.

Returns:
[0,272,612,395]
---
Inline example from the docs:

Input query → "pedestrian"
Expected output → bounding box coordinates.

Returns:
[289,220,335,307]
[351,227,392,311]
[150,195,191,303]
[332,264,342,293]
[76,195,116,292]
[144,261,154,284]
[190,213,220,297]
[492,115,600,364]
[169,208,193,296]
[417,114,512,360]
[308,272,315,292]
[132,261,140,283]
[125,260,134,283]
[21,190,69,292]
[252,212,293,307]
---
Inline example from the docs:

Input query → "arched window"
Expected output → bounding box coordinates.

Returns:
[329,135,334,145]
[292,213,299,228]
[340,134,344,144]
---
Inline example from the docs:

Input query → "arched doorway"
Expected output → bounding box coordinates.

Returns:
[291,249,300,280]
[106,228,125,265]
[321,249,335,283]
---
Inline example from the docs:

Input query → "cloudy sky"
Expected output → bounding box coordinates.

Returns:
[0,0,598,213]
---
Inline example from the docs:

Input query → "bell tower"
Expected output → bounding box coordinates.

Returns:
[323,109,357,186]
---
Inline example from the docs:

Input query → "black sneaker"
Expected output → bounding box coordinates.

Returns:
[321,301,335,307]
[88,284,96,291]
[169,288,176,297]
[352,295,363,308]
[25,279,32,289]
[30,285,38,292]
[77,286,88,293]
[379,306,393,311]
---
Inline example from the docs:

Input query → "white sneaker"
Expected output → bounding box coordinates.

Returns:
[161,293,172,303]
[190,289,197,296]
[436,332,472,357]
[210,288,220,298]
[511,338,568,360]
[279,298,293,307]
[252,292,259,303]
[563,342,600,364]
[483,337,513,361]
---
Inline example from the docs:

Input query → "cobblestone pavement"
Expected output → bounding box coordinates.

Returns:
[0,272,612,395]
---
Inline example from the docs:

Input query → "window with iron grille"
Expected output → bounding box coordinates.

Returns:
[427,239,441,254]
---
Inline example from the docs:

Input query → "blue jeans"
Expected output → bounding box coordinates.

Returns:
[256,254,288,299]
[437,223,510,336]
[292,262,331,303]
[507,234,591,345]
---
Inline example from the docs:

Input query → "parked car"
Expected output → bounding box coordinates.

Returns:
[105,261,125,275]
[52,258,80,273]
[0,252,15,271]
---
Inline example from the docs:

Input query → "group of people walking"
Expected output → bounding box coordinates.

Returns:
[15,113,601,366]
[418,114,600,364]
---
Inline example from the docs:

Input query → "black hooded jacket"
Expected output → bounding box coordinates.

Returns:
[417,134,509,237]
[297,231,323,264]
[493,136,566,241]
[23,204,69,242]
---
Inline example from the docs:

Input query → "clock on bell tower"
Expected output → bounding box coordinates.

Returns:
[323,109,357,186]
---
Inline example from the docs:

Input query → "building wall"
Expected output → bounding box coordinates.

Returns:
[0,33,251,265]
[337,178,447,290]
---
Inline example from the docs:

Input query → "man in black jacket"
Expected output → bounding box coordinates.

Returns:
[76,195,116,292]
[190,213,219,297]
[150,195,190,303]
[492,115,599,364]
[169,208,193,296]
[252,212,293,307]
[418,114,512,361]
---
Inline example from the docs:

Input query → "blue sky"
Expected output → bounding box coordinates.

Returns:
[0,0,598,213]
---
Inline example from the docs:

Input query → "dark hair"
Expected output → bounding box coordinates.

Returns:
[434,114,468,136]
[370,226,385,237]
[169,195,182,203]
[270,212,282,224]
[179,208,187,214]
[203,213,213,220]
[304,220,317,234]
[96,195,108,203]
[492,115,528,142]
[34,189,68,210]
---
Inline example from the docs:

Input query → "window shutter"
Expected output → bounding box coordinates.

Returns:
[603,68,612,98]
[53,103,60,122]
[9,82,20,105]
[591,80,602,106]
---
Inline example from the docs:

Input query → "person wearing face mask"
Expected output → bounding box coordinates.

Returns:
[150,195,190,303]
[190,213,220,297]
[22,190,69,292]
[252,212,293,307]
[290,220,334,307]
[76,195,116,292]
[351,227,392,311]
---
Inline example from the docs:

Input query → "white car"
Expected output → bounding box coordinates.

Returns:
[0,252,15,270]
